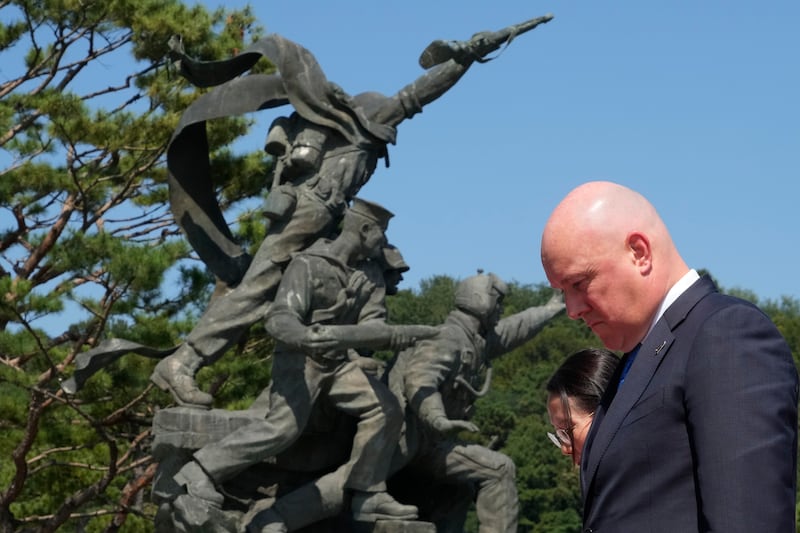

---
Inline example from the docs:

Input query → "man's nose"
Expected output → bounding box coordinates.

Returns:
[564,292,589,320]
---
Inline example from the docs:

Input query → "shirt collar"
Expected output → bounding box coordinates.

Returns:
[644,269,699,339]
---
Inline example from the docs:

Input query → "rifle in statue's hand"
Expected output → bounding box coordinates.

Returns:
[304,322,439,354]
[419,13,554,69]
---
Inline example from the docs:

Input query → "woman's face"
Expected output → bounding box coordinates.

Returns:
[547,392,595,466]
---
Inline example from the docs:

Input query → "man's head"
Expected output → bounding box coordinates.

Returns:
[343,198,393,260]
[540,181,688,352]
[454,272,508,331]
[380,244,409,295]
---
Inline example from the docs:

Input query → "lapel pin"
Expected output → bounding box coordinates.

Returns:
[654,340,667,355]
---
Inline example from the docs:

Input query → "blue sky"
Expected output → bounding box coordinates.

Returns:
[2,1,796,338]
[192,0,799,302]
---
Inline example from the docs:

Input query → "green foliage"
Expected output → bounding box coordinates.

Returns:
[0,0,271,530]
[386,274,458,326]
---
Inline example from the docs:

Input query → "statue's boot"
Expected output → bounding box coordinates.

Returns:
[174,460,224,508]
[351,491,418,522]
[244,508,288,533]
[151,344,213,408]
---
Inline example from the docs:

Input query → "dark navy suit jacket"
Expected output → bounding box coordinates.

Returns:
[581,275,798,532]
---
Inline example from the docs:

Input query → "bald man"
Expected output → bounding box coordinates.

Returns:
[541,181,797,532]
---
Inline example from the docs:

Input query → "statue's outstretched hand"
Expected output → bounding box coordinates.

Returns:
[545,290,565,310]
[431,416,479,434]
[419,14,554,69]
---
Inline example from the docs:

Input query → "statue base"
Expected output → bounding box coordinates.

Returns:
[151,407,437,532]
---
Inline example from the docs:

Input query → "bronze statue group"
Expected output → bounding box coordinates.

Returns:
[149,18,564,533]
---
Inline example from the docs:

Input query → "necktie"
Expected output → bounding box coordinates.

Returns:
[618,344,641,386]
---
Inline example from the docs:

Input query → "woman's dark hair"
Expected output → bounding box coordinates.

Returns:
[547,348,620,415]
[546,348,619,462]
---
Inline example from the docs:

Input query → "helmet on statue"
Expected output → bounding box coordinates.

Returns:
[454,271,507,327]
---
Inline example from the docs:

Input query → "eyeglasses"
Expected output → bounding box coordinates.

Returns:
[546,412,594,449]
[547,427,572,448]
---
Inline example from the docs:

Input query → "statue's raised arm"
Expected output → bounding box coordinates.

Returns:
[418,13,554,69]
[364,13,554,127]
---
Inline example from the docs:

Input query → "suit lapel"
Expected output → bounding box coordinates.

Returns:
[581,323,675,501]
[581,275,718,510]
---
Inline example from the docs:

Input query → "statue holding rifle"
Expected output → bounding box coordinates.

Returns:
[152,13,554,409]
[63,14,557,533]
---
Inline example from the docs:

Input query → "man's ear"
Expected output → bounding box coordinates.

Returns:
[356,221,372,248]
[358,221,370,240]
[627,232,652,274]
